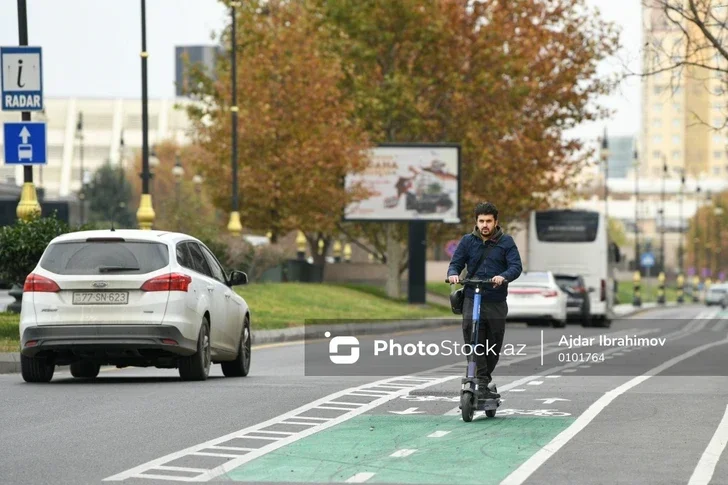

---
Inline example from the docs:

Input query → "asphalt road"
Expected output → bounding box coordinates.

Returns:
[1,304,727,485]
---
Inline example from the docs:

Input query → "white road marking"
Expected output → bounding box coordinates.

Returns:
[688,404,728,485]
[390,449,417,458]
[501,330,726,484]
[712,320,728,332]
[443,327,663,416]
[545,375,561,379]
[428,431,451,438]
[346,472,376,483]
[527,381,543,386]
[190,452,242,459]
[156,466,208,474]
[104,373,456,482]
[509,389,526,392]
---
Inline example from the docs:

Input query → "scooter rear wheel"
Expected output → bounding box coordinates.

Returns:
[461,392,475,422]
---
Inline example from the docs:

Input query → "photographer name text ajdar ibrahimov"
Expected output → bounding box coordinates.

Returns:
[560,333,667,349]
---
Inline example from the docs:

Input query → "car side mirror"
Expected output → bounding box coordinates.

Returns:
[228,270,248,286]
[588,287,596,293]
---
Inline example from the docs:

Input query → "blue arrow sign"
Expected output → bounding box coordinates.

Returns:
[1,46,44,111]
[640,252,655,268]
[3,121,47,165]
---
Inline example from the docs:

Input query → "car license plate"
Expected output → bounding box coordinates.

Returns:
[72,291,129,305]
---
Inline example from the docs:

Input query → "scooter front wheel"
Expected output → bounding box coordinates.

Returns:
[485,409,496,418]
[461,391,475,422]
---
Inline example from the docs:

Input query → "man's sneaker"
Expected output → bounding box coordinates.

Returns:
[477,379,500,399]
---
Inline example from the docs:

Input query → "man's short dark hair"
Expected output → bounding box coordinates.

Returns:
[474,202,498,221]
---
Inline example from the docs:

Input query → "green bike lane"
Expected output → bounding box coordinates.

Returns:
[222,308,722,484]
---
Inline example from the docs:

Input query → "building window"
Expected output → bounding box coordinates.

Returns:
[672,150,681,159]
[715,151,723,159]
[672,135,681,144]
[714,134,723,144]
[653,135,663,144]
[654,103,663,112]
[673,103,681,112]
[673,119,681,128]
[653,118,662,128]
[653,85,664,95]
[652,150,661,159]
[714,166,721,175]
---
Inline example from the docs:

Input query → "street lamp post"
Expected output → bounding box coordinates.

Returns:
[15,0,41,221]
[601,128,609,220]
[76,112,85,225]
[678,171,685,274]
[660,157,667,272]
[227,1,242,235]
[632,144,642,307]
[136,0,155,230]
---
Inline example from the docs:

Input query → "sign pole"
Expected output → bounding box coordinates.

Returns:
[408,220,427,304]
[14,0,40,221]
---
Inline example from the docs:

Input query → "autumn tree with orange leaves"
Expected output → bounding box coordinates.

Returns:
[314,0,620,296]
[183,0,371,264]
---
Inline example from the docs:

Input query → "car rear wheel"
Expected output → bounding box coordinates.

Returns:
[21,354,54,383]
[221,317,251,378]
[70,360,100,379]
[179,318,211,382]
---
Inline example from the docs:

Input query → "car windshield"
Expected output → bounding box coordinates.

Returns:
[39,240,169,275]
[555,276,580,289]
[512,272,550,286]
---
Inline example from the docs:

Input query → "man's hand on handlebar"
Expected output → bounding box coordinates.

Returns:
[448,275,459,284]
[491,275,506,287]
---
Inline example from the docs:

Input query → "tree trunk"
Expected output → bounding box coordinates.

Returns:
[385,223,403,299]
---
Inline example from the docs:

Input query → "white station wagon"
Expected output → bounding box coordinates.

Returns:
[18,229,252,383]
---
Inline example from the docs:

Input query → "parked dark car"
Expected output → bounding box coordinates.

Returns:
[554,273,594,327]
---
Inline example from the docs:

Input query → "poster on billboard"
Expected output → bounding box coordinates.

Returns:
[344,144,461,222]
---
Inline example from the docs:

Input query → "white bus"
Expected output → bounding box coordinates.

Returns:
[527,209,621,327]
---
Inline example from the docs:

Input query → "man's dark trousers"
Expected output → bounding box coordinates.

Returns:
[462,295,507,382]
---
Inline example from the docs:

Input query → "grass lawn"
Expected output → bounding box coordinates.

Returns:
[427,282,453,299]
[0,313,20,352]
[0,283,453,350]
[616,280,680,304]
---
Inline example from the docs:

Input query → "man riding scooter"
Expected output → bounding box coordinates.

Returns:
[447,202,523,399]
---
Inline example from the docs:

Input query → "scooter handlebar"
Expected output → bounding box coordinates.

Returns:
[445,278,495,286]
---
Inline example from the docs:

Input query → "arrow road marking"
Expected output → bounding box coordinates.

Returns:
[389,407,424,415]
[536,398,570,405]
[19,126,30,143]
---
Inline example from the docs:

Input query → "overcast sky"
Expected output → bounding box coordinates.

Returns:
[0,0,641,143]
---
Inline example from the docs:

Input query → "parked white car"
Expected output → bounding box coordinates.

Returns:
[506,271,568,328]
[705,283,728,306]
[19,229,252,383]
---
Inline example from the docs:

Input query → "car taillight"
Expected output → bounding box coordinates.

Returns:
[23,273,60,293]
[600,279,606,301]
[541,290,558,297]
[141,273,191,292]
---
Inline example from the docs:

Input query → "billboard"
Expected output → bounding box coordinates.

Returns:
[344,144,461,222]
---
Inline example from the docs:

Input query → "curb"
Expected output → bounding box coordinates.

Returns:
[0,317,462,375]
[0,303,681,375]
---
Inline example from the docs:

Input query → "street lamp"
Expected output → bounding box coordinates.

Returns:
[227,1,243,236]
[76,112,85,224]
[678,170,685,275]
[633,144,640,271]
[15,0,41,221]
[600,127,609,219]
[136,0,155,230]
[654,154,667,272]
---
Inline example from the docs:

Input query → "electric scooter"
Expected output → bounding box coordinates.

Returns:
[450,277,502,422]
